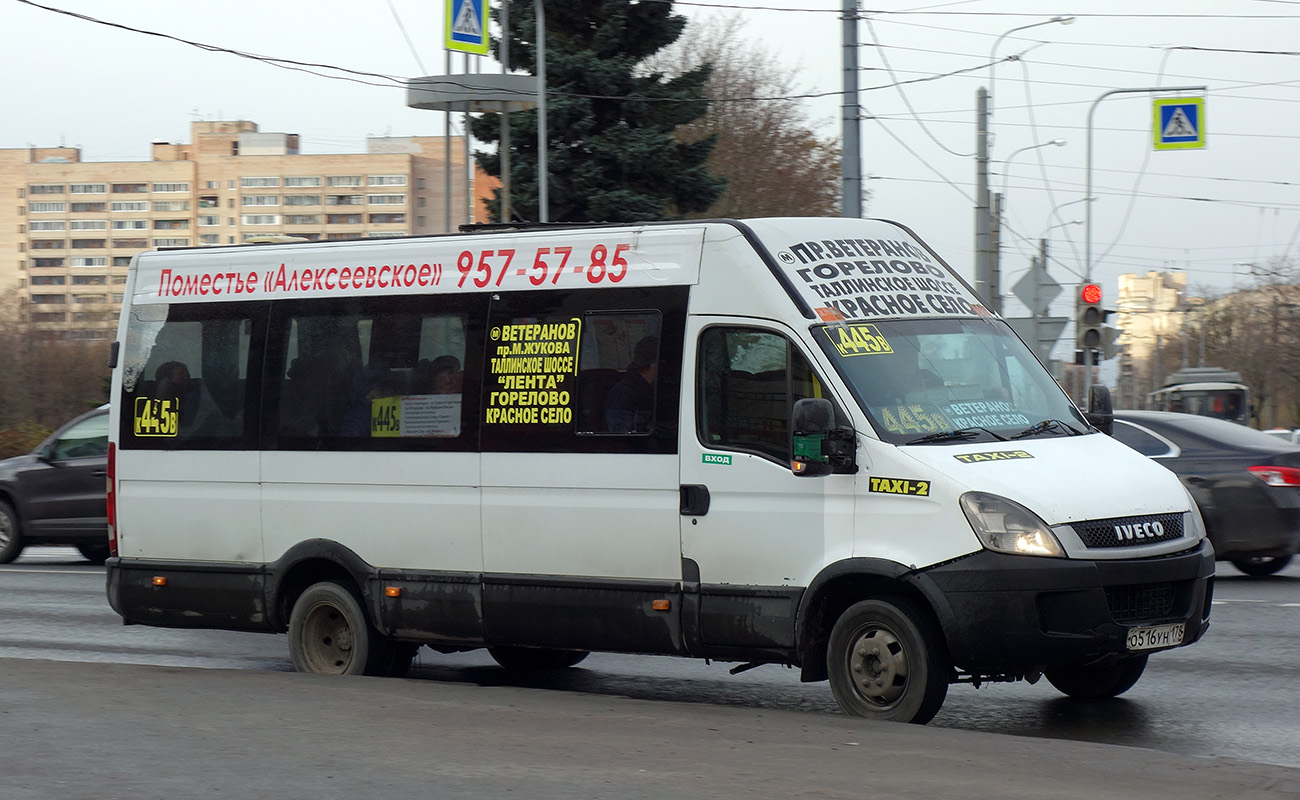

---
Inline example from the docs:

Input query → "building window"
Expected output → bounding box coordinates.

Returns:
[113,257,132,267]
[369,213,406,224]
[28,221,66,231]
[73,294,107,304]
[417,216,426,227]
[241,215,280,226]
[283,195,320,206]
[30,275,66,285]
[417,197,426,208]
[110,201,147,212]
[72,274,107,285]
[200,234,221,244]
[242,195,280,206]
[285,176,322,187]
[112,293,125,303]
[112,183,148,193]
[416,178,426,190]
[69,220,108,230]
[153,201,190,212]
[29,202,66,213]
[367,175,407,186]
[199,195,218,208]
[199,215,221,226]
[153,238,191,247]
[112,239,148,248]
[31,240,65,249]
[70,184,106,194]
[284,214,319,225]
[205,181,219,189]
[71,257,108,267]
[33,258,65,268]
[326,195,363,206]
[113,220,148,230]
[71,239,107,249]
[241,177,280,188]
[326,214,362,224]
[152,183,190,193]
[30,294,66,304]
[30,312,66,322]
[327,176,362,187]
[28,184,65,194]
[367,194,406,205]
[154,219,190,230]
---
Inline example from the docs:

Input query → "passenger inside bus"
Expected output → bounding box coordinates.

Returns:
[602,335,659,433]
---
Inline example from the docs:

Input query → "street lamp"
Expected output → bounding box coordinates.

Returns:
[997,138,1067,197]
[976,15,1074,312]
[988,16,1075,130]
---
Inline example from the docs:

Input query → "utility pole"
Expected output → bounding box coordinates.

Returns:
[974,88,991,308]
[841,0,862,217]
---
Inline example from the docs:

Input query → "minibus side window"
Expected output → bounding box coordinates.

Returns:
[119,300,265,449]
[269,295,480,450]
[696,327,828,464]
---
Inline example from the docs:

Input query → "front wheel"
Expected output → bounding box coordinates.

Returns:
[288,581,395,676]
[0,501,25,564]
[1045,655,1148,699]
[1231,555,1292,577]
[489,646,589,671]
[826,598,950,724]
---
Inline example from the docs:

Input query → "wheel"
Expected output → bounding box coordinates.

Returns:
[1045,655,1148,699]
[488,646,590,671]
[826,598,950,724]
[384,643,420,678]
[1231,555,1293,577]
[77,543,110,565]
[288,581,395,676]
[0,500,23,564]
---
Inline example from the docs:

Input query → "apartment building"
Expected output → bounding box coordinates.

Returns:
[1,120,495,340]
[1115,271,1190,408]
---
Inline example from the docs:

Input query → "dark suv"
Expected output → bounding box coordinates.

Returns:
[0,405,110,564]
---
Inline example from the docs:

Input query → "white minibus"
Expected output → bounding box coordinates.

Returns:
[106,218,1213,723]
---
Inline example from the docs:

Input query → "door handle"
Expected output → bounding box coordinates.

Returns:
[680,484,711,516]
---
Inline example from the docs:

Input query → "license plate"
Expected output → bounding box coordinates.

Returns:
[1127,622,1185,651]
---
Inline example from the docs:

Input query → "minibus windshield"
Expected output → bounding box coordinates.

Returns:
[813,317,1089,445]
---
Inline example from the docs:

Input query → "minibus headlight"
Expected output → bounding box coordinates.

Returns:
[960,492,1064,557]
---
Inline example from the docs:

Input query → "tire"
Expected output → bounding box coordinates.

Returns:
[488,646,590,671]
[826,598,950,724]
[288,581,395,677]
[0,500,23,565]
[1045,655,1148,699]
[1231,555,1293,577]
[77,543,110,565]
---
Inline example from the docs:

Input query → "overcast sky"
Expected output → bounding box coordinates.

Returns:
[3,0,1297,347]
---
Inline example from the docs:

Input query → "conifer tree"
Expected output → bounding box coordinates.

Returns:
[471,0,724,223]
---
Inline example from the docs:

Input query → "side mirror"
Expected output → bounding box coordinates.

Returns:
[1086,384,1114,436]
[791,398,858,476]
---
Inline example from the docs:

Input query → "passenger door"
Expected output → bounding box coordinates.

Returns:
[679,319,856,653]
[19,410,109,536]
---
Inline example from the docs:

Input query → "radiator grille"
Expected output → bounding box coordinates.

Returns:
[1073,513,1184,548]
[1105,582,1178,624]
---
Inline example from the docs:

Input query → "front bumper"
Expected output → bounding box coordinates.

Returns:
[918,539,1214,673]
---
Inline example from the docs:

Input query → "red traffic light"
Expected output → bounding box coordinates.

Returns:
[1080,283,1102,305]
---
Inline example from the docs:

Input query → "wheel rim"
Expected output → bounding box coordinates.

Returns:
[0,513,12,548]
[847,624,909,710]
[299,601,357,674]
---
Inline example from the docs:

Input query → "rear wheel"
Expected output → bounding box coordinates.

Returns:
[1231,555,1292,577]
[0,501,24,564]
[288,581,395,676]
[77,543,110,565]
[1045,655,1148,699]
[826,598,950,724]
[488,646,589,671]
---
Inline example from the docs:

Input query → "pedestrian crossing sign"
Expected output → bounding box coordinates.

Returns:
[1153,97,1205,150]
[446,0,490,55]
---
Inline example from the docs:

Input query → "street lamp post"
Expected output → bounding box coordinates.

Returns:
[976,15,1074,313]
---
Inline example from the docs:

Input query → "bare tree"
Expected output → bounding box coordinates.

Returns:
[0,293,110,456]
[646,14,847,218]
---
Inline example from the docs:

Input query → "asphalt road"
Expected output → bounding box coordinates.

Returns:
[3,547,1299,798]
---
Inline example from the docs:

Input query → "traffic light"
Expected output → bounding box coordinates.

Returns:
[1076,283,1103,351]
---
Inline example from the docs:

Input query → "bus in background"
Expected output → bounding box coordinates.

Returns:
[1147,367,1249,425]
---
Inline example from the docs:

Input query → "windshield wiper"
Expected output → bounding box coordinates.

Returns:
[1010,419,1084,440]
[906,426,1008,445]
